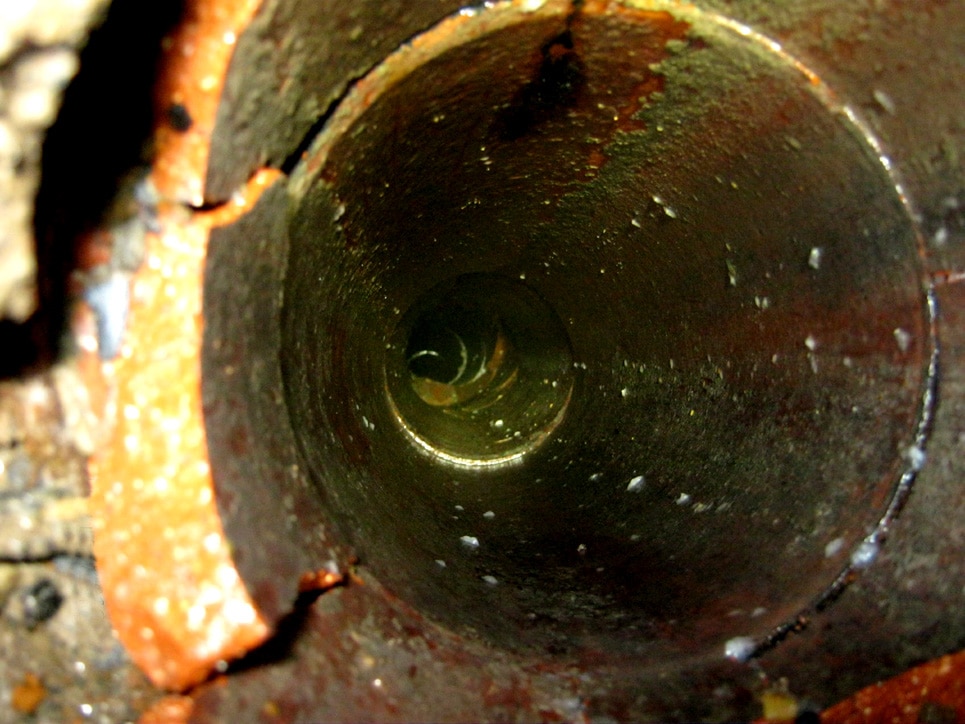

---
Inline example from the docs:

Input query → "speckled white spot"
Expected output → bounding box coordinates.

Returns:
[187,603,206,630]
[824,537,845,558]
[224,598,257,626]
[203,532,221,553]
[894,328,912,354]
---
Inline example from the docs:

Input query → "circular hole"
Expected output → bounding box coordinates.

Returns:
[280,2,933,662]
[386,273,574,465]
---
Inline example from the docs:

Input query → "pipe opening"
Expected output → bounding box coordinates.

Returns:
[387,273,574,465]
[274,1,933,661]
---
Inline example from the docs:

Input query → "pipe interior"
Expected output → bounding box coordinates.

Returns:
[280,4,928,659]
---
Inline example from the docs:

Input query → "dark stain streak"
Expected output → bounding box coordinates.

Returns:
[494,15,586,141]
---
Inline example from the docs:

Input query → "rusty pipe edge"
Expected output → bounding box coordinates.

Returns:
[78,0,965,721]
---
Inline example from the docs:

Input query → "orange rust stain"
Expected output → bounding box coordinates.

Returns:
[581,0,691,33]
[933,269,965,286]
[298,568,345,595]
[75,228,114,271]
[11,673,46,715]
[138,695,194,724]
[821,650,965,724]
[152,0,263,206]
[89,168,280,692]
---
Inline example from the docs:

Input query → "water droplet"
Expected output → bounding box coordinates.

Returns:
[724,636,756,663]
[824,537,845,558]
[904,444,926,472]
[873,88,896,115]
[808,353,819,374]
[627,475,645,493]
[482,574,498,585]
[850,536,879,569]
[808,247,823,270]
[435,559,447,568]
[893,328,912,354]
[804,335,818,351]
[675,492,691,506]
[483,510,495,520]
[460,535,480,550]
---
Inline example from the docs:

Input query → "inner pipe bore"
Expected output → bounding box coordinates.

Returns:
[280,1,932,661]
[387,273,574,465]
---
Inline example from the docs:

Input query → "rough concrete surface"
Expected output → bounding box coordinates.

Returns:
[0,0,109,322]
[0,369,161,722]
[0,1,161,721]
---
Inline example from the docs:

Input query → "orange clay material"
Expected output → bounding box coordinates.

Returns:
[89,168,281,691]
[84,0,285,692]
[820,650,965,724]
[151,0,263,206]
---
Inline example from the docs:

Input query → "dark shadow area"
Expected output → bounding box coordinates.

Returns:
[0,0,185,378]
[226,588,335,674]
